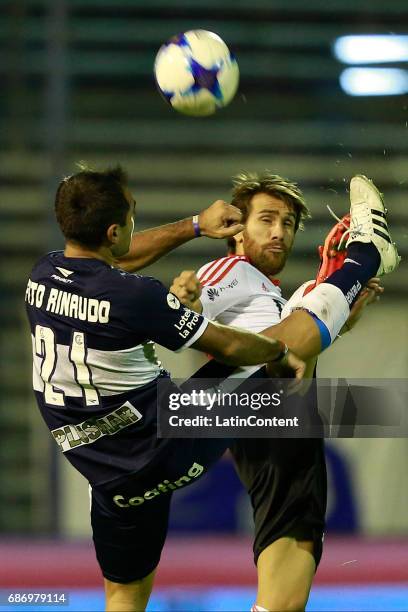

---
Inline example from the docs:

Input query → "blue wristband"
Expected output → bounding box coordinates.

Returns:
[192,215,201,238]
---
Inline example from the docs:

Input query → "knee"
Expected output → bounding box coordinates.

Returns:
[266,591,308,611]
[104,574,154,612]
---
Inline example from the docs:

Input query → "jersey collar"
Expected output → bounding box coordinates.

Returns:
[244,255,281,286]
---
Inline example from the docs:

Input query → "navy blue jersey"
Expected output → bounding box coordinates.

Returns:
[25,251,208,486]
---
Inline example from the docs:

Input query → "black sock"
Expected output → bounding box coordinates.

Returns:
[324,242,380,307]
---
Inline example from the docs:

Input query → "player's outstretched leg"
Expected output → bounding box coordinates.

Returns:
[263,175,400,359]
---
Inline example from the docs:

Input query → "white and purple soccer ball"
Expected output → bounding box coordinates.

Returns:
[154,30,239,117]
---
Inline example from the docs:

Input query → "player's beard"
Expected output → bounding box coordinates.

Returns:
[243,233,290,277]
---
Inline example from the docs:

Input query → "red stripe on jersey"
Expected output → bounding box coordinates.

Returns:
[203,256,241,285]
[200,255,243,285]
[206,256,247,286]
[197,257,225,283]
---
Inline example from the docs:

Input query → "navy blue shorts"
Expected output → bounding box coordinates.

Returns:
[90,436,229,583]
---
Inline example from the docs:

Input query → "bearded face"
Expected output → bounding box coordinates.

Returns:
[236,193,296,278]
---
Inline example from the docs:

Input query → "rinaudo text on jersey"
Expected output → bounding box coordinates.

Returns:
[25,279,110,324]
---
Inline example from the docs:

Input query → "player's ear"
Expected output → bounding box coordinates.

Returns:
[106,223,120,244]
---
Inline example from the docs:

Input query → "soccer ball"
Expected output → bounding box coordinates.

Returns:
[154,30,239,117]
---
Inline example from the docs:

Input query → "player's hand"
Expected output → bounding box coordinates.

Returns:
[363,277,384,302]
[198,200,244,239]
[343,277,384,332]
[266,349,306,381]
[170,270,202,311]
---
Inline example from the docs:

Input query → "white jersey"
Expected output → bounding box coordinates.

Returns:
[198,255,286,334]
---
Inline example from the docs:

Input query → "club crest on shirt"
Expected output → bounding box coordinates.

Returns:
[167,293,181,309]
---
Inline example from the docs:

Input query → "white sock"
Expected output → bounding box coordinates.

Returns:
[281,282,350,342]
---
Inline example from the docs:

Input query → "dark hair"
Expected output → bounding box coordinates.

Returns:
[55,164,130,248]
[227,171,311,253]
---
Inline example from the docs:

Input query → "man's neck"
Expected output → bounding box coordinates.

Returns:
[64,242,114,265]
[234,246,278,283]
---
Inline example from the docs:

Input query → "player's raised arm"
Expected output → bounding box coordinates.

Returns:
[116,200,244,272]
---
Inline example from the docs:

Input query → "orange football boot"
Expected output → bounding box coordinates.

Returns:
[303,208,350,295]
